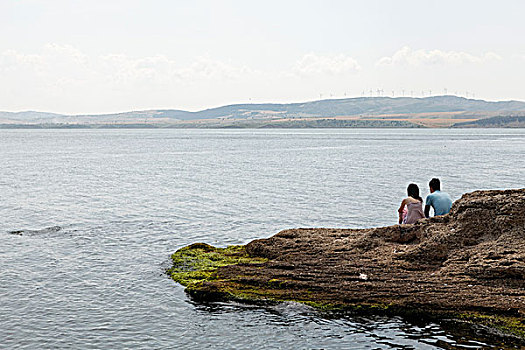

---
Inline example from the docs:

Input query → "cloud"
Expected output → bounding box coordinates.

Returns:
[0,44,260,97]
[377,46,502,66]
[0,49,44,68]
[511,53,525,61]
[0,44,268,112]
[100,54,257,85]
[182,56,257,80]
[100,53,180,85]
[44,43,89,65]
[0,44,90,74]
[293,53,361,75]
[0,44,97,89]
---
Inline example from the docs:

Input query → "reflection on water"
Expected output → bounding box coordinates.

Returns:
[1,129,524,349]
[189,301,512,349]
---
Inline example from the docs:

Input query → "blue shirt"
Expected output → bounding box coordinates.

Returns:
[425,190,453,216]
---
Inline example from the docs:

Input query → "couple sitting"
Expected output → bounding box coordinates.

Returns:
[398,178,453,225]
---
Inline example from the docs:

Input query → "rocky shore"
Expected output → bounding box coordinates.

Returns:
[168,189,525,342]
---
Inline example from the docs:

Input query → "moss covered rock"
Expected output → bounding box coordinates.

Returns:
[168,189,525,343]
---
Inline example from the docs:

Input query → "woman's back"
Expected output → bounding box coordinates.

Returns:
[398,183,425,225]
[405,200,425,224]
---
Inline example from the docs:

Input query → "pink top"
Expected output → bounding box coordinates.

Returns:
[404,201,425,224]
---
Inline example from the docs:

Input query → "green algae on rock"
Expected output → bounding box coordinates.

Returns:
[167,243,268,290]
[456,312,525,340]
[167,189,525,343]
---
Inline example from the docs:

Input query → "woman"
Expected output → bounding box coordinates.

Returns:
[398,183,425,224]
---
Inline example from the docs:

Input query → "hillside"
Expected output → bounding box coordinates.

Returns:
[2,96,525,128]
[452,115,525,128]
[186,96,525,120]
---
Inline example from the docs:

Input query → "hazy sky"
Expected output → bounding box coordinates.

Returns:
[1,0,525,114]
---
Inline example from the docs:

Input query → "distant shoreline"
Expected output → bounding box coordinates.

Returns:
[1,120,524,129]
[2,96,525,128]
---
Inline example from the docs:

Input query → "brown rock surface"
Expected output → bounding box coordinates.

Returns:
[189,190,524,311]
[175,189,525,339]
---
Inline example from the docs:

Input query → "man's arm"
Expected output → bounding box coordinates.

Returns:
[424,195,432,218]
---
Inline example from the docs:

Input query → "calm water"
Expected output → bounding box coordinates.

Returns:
[1,129,524,349]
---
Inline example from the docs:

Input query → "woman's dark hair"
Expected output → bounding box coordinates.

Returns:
[407,183,423,202]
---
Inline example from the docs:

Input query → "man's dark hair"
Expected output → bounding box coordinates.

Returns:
[429,178,441,191]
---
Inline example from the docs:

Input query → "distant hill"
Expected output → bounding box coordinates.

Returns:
[0,111,65,123]
[184,96,525,120]
[452,115,525,128]
[1,96,525,128]
[0,109,189,124]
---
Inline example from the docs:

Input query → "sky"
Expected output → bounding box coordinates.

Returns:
[1,0,525,114]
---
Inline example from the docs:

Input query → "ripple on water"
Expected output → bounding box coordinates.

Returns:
[1,129,525,349]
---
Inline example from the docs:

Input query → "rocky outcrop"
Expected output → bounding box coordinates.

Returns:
[168,189,525,340]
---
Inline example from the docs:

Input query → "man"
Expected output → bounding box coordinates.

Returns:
[424,178,453,218]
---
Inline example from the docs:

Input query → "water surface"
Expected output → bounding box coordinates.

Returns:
[1,129,524,349]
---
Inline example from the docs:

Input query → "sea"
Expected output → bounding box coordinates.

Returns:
[1,128,524,349]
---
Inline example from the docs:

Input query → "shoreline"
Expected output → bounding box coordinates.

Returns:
[168,189,525,344]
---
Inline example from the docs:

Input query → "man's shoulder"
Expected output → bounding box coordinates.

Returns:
[439,191,452,200]
[425,193,436,204]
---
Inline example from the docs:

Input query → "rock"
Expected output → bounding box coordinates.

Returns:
[8,226,62,236]
[167,189,525,341]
